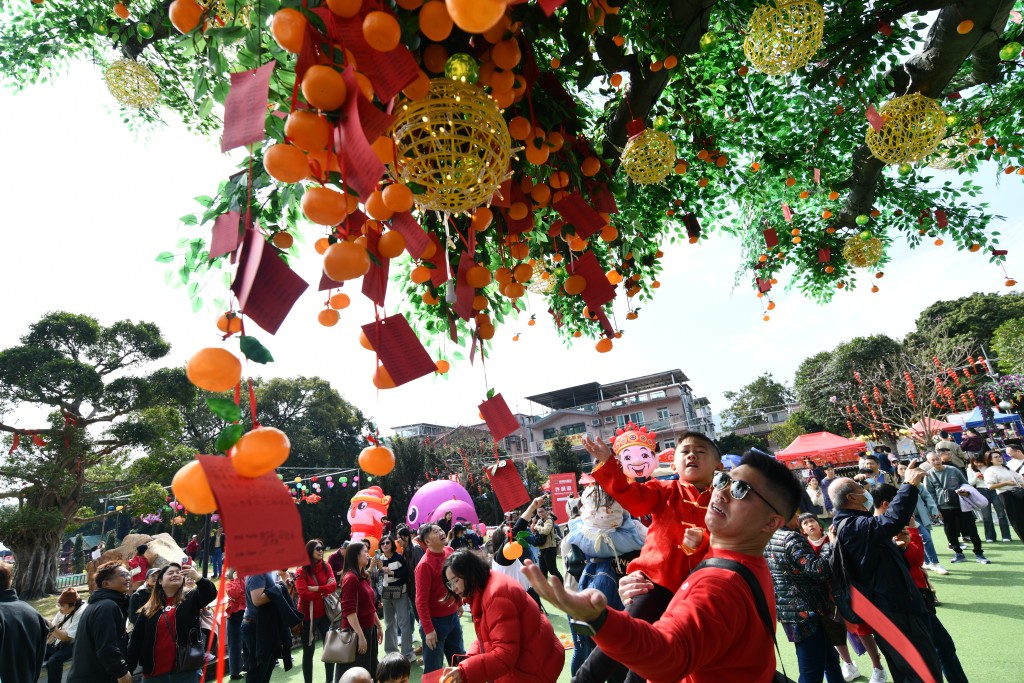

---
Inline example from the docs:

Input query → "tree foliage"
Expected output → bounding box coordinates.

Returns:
[721,372,795,430]
[910,292,1024,353]
[717,431,768,456]
[2,0,1021,353]
[769,410,824,450]
[991,316,1024,375]
[71,534,86,573]
[547,435,583,478]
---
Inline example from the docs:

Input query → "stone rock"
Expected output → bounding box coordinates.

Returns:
[86,533,186,590]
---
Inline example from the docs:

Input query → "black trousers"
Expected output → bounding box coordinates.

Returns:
[539,547,564,583]
[301,616,335,683]
[873,610,942,683]
[939,508,983,556]
[572,582,675,683]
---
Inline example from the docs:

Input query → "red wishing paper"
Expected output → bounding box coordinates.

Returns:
[818,247,831,263]
[196,455,306,577]
[866,106,885,132]
[360,315,436,386]
[566,250,616,309]
[538,0,568,16]
[231,229,309,335]
[318,272,346,292]
[485,458,531,512]
[782,203,793,223]
[490,178,512,208]
[763,227,779,248]
[593,309,615,337]
[390,212,431,259]
[336,69,386,201]
[590,182,618,214]
[757,277,773,293]
[554,192,605,239]
[478,393,520,442]
[357,95,393,142]
[210,211,242,260]
[453,251,475,322]
[221,62,274,153]
[361,229,389,308]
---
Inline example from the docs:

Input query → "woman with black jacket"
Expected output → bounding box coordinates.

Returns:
[127,562,217,682]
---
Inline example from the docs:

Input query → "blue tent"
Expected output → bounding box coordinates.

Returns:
[963,406,1024,433]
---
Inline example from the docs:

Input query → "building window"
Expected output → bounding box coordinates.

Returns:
[542,427,556,440]
[663,439,676,450]
[563,422,587,436]
[656,406,670,420]
[611,398,625,407]
[617,412,644,428]
[604,416,615,423]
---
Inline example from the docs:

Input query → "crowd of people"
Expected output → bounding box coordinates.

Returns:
[1,428,1022,683]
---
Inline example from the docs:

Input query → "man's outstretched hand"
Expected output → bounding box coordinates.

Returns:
[582,436,614,464]
[522,560,607,622]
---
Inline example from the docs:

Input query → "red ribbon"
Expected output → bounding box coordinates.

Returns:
[851,588,937,683]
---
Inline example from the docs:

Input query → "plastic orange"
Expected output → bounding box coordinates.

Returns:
[231,427,291,478]
[285,110,330,152]
[502,542,523,560]
[378,230,407,259]
[564,274,587,295]
[509,242,530,259]
[494,267,513,284]
[466,265,492,288]
[524,141,549,165]
[359,445,396,476]
[326,0,361,18]
[371,136,396,165]
[601,225,618,242]
[508,202,528,220]
[508,116,531,141]
[169,0,203,33]
[318,308,340,326]
[403,70,431,99]
[504,282,525,299]
[513,263,533,282]
[264,143,308,184]
[363,11,401,52]
[216,312,243,335]
[435,359,450,374]
[410,266,432,284]
[492,39,521,70]
[329,292,351,309]
[324,241,371,281]
[172,461,217,514]
[301,186,348,226]
[419,1,453,42]
[114,2,130,19]
[482,14,511,43]
[445,0,505,33]
[382,183,414,212]
[271,232,294,249]
[272,8,307,53]
[596,338,613,353]
[472,294,487,310]
[314,237,331,255]
[581,156,601,177]
[186,347,242,392]
[478,323,496,340]
[491,69,515,93]
[364,190,394,221]
[301,65,347,111]
[471,207,493,232]
[373,365,397,389]
[359,329,376,350]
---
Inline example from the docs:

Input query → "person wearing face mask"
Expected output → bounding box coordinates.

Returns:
[830,464,943,683]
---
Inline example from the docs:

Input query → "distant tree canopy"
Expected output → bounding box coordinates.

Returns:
[547,435,583,478]
[910,292,1024,353]
[721,372,795,430]
[991,316,1024,375]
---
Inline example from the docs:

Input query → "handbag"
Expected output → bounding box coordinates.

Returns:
[323,592,343,623]
[322,579,359,664]
[381,585,404,601]
[166,610,207,673]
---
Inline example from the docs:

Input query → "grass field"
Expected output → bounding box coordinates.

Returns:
[31,531,1023,682]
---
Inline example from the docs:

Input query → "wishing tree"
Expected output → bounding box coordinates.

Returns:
[2,0,1023,370]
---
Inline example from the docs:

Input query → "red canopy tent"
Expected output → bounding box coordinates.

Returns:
[909,417,963,437]
[776,432,867,469]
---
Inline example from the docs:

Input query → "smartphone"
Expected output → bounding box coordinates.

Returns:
[908,458,921,469]
[451,654,469,665]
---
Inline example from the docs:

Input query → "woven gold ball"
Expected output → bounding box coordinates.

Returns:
[104,59,160,108]
[743,0,825,75]
[621,129,676,184]
[929,123,984,170]
[388,79,511,214]
[842,236,884,268]
[865,93,947,165]
[527,263,555,294]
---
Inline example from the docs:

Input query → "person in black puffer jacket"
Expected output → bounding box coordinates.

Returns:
[68,561,134,683]
[127,562,218,681]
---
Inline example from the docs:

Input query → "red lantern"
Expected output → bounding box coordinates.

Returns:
[933,356,942,368]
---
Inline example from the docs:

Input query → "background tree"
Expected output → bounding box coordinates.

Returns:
[909,293,1024,355]
[524,461,547,498]
[104,529,118,553]
[990,317,1024,375]
[721,373,794,430]
[769,411,825,451]
[717,432,769,456]
[71,534,86,573]
[0,312,194,599]
[547,435,583,479]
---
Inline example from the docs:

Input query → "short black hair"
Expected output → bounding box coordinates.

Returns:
[870,483,899,509]
[95,560,126,587]
[396,524,411,538]
[739,450,802,518]
[0,562,11,591]
[864,454,879,462]
[798,512,821,527]
[678,431,722,459]
[418,523,440,543]
[441,549,490,602]
[376,652,411,682]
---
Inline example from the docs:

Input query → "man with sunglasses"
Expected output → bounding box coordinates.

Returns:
[526,451,802,683]
[830,464,943,683]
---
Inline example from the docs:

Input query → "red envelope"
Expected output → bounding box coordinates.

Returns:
[818,247,831,263]
[210,211,242,260]
[360,315,436,386]
[231,229,309,335]
[554,192,605,239]
[590,183,619,214]
[361,229,389,308]
[318,272,346,292]
[196,455,307,577]
[683,213,701,239]
[478,393,520,442]
[221,62,274,153]
[453,251,475,322]
[566,251,616,309]
[757,277,773,293]
[594,309,615,337]
[485,458,531,512]
[866,106,885,131]
[539,0,568,16]
[336,68,386,201]
[782,204,793,223]
[763,228,779,248]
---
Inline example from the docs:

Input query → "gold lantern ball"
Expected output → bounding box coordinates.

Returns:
[389,79,511,214]
[743,0,825,75]
[527,263,555,294]
[865,93,947,165]
[621,129,676,184]
[105,59,160,108]
[929,123,984,170]
[843,235,884,268]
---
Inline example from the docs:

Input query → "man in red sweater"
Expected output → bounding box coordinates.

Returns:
[526,451,803,683]
[573,431,718,683]
[414,523,465,673]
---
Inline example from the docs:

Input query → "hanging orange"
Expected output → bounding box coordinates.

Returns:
[435,359,450,374]
[363,11,401,52]
[301,65,347,111]
[595,338,613,353]
[272,232,294,249]
[513,262,533,282]
[114,2,130,19]
[502,542,523,560]
[359,329,376,350]
[326,0,361,18]
[581,156,601,177]
[364,190,394,220]
[301,186,348,226]
[491,39,521,70]
[285,110,330,152]
[324,241,371,281]
[318,309,340,326]
[382,183,414,212]
[216,312,243,335]
[186,347,242,392]
[378,231,407,259]
[329,292,351,309]
[564,275,586,295]
[263,143,308,184]
[466,266,493,288]
[482,14,510,43]
[169,0,203,33]
[373,365,397,389]
[446,0,506,33]
[271,8,307,53]
[410,266,432,284]
[419,1,453,42]
[231,427,291,478]
[508,116,532,141]
[359,445,396,476]
[172,461,217,514]
[422,44,449,73]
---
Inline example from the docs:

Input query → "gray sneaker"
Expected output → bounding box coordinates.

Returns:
[975,554,991,564]
[950,553,967,563]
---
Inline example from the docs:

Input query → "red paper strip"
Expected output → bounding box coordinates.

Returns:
[782,204,793,223]
[231,229,309,335]
[390,212,431,259]
[478,393,521,442]
[539,0,568,15]
[935,209,948,228]
[337,68,386,201]
[567,250,616,308]
[763,228,779,248]
[357,94,394,143]
[757,277,772,293]
[866,106,885,131]
[318,272,346,292]
[814,168,821,184]
[425,234,449,289]
[210,211,242,260]
[361,229,389,308]
[818,247,831,263]
[360,314,436,386]
[992,249,1008,256]
[851,588,937,683]
[554,192,606,239]
[594,309,615,337]
[196,455,307,577]
[590,183,619,214]
[625,118,646,139]
[221,62,275,153]
[453,251,475,322]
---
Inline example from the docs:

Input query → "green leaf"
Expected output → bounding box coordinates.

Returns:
[155,251,175,263]
[215,424,246,453]
[207,397,243,422]
[486,388,496,399]
[190,296,203,313]
[239,335,274,364]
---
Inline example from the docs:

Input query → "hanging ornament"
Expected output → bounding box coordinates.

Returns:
[743,0,825,75]
[929,124,984,170]
[389,79,511,214]
[842,236,883,268]
[104,59,160,108]
[621,129,676,184]
[865,93,947,164]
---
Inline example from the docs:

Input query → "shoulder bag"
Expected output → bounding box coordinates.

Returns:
[321,577,358,664]
[163,611,207,672]
[315,564,344,624]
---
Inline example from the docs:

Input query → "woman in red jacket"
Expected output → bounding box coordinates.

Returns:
[440,549,564,683]
[294,539,338,683]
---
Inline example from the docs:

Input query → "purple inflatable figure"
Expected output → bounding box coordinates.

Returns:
[406,480,480,531]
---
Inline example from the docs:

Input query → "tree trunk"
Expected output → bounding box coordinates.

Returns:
[9,531,62,599]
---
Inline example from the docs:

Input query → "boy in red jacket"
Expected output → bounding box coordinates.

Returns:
[573,430,719,683]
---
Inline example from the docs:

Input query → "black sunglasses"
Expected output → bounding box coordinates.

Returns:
[712,471,782,516]
[313,546,324,551]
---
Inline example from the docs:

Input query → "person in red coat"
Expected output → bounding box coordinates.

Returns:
[126,545,149,590]
[439,549,564,683]
[295,539,338,683]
